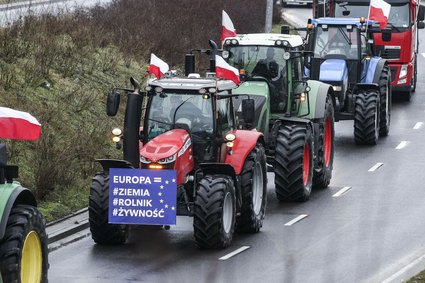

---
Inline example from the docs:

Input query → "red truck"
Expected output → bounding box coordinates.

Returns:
[313,0,425,100]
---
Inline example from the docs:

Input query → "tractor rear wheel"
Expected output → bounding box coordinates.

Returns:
[275,124,314,202]
[0,205,49,283]
[354,89,380,145]
[193,175,236,249]
[379,65,391,137]
[237,143,267,233]
[89,173,129,244]
[313,94,334,189]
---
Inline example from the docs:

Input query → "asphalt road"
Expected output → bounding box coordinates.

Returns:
[48,6,425,283]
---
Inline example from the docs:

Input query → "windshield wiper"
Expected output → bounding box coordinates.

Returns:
[386,22,401,32]
[338,27,352,45]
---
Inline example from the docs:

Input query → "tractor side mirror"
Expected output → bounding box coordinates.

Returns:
[381,28,392,42]
[242,98,255,125]
[106,90,120,117]
[418,5,425,22]
[418,21,425,29]
[342,10,350,16]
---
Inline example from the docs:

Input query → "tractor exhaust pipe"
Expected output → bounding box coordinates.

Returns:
[185,53,195,76]
[123,78,143,168]
[209,40,218,72]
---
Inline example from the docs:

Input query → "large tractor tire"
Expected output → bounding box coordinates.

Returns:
[313,94,334,189]
[354,89,380,145]
[379,65,391,137]
[0,205,49,283]
[193,175,236,249]
[275,124,314,202]
[89,173,129,244]
[236,143,267,233]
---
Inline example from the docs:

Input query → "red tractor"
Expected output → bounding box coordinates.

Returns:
[89,71,267,248]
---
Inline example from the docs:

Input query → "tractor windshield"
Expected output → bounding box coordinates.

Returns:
[225,46,287,81]
[313,26,359,59]
[225,45,289,112]
[146,92,213,140]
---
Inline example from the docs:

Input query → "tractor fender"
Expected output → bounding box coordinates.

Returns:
[0,183,37,239]
[362,57,386,84]
[354,83,380,92]
[306,80,334,120]
[95,159,135,172]
[225,130,264,175]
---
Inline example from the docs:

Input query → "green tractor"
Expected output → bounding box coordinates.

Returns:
[222,32,335,201]
[0,108,48,283]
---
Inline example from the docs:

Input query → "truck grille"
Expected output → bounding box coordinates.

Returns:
[381,48,400,60]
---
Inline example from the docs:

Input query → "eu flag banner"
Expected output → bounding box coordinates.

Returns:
[108,168,177,225]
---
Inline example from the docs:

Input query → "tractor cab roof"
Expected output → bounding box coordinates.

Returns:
[312,17,377,28]
[224,33,304,49]
[148,77,238,92]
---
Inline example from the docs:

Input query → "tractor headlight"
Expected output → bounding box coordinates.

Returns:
[140,155,151,164]
[158,154,177,164]
[332,86,342,91]
[399,64,408,79]
[112,128,122,143]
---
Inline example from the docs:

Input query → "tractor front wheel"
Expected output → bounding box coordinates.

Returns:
[89,173,129,244]
[0,205,49,283]
[237,143,267,233]
[193,175,236,249]
[313,94,334,189]
[275,124,314,202]
[354,89,380,145]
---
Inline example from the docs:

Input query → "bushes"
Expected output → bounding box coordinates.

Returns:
[0,0,269,220]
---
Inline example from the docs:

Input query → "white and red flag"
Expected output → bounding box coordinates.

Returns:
[215,55,240,85]
[148,53,169,79]
[221,10,237,42]
[369,0,391,29]
[0,107,41,140]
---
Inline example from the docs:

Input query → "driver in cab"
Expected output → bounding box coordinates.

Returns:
[252,47,279,80]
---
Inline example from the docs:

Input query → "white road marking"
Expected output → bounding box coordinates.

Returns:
[395,141,409,149]
[284,214,308,226]
[382,254,425,283]
[219,246,250,260]
[368,162,384,172]
[332,186,352,197]
[413,122,423,130]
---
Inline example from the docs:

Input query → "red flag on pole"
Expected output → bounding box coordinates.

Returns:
[215,55,240,85]
[369,0,391,29]
[221,10,237,42]
[0,107,41,140]
[148,53,169,79]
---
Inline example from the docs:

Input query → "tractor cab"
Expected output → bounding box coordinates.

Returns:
[222,33,308,116]
[141,77,239,170]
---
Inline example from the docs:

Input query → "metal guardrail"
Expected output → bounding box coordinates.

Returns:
[46,207,90,251]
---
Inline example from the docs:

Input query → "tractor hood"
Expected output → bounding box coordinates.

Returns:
[140,129,190,162]
[319,59,347,82]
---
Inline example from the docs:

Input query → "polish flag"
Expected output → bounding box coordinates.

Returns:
[148,53,169,79]
[221,10,237,42]
[215,55,240,85]
[0,107,41,140]
[369,0,391,29]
